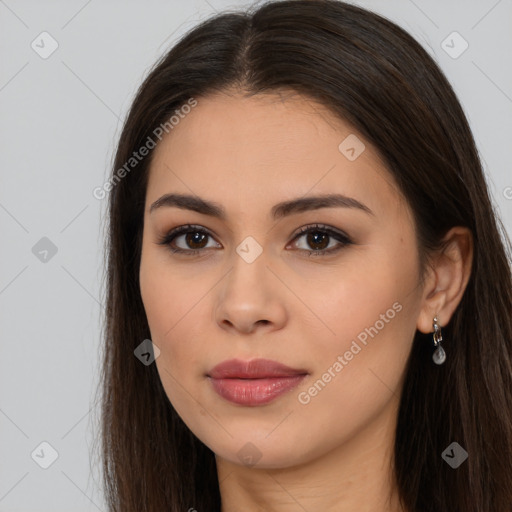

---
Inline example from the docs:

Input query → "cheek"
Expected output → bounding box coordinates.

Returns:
[140,242,199,337]
[139,244,214,386]
[140,261,200,415]
[304,243,420,389]
[312,257,410,339]
[291,269,418,455]
[315,280,410,379]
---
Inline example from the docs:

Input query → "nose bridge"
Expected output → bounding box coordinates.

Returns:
[227,235,271,294]
[213,234,288,333]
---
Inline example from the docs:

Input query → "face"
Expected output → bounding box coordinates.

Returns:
[139,90,426,469]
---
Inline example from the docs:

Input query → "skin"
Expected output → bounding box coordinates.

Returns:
[139,90,473,512]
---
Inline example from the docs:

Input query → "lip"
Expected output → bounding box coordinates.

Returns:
[208,358,308,379]
[207,358,308,406]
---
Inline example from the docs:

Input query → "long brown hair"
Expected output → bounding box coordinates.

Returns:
[96,1,512,510]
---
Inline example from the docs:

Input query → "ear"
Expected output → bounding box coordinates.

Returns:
[416,227,473,334]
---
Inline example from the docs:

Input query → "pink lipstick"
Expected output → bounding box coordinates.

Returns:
[207,358,308,406]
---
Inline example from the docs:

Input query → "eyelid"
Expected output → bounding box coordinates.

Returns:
[289,223,351,243]
[156,224,220,250]
[286,223,353,255]
[157,223,353,256]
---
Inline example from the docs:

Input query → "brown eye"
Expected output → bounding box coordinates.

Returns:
[290,224,352,256]
[157,223,352,257]
[183,231,209,250]
[157,225,221,255]
[304,231,330,251]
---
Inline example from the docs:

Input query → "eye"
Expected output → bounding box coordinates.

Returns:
[156,224,221,255]
[287,223,352,257]
[156,223,353,257]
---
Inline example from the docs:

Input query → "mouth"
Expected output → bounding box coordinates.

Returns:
[206,358,309,406]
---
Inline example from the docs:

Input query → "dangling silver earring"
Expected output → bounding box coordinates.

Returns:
[432,315,446,365]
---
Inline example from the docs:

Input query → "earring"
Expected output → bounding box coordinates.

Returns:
[432,315,446,365]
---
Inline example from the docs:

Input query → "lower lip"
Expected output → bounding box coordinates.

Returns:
[209,375,307,406]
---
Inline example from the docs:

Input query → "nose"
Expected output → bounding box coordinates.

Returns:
[214,251,288,335]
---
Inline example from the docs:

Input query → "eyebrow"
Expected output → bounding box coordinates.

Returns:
[149,193,374,219]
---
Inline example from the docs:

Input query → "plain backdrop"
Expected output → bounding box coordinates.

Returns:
[0,1,511,510]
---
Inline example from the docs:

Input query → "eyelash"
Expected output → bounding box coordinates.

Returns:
[156,223,353,258]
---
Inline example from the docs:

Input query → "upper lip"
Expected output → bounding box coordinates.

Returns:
[207,358,308,379]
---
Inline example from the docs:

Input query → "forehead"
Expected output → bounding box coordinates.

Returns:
[146,91,404,219]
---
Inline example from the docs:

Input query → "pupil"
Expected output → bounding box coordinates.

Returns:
[186,232,207,249]
[308,232,328,250]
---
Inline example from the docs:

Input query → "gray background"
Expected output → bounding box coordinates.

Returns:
[0,0,511,510]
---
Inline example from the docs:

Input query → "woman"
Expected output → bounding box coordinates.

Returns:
[98,1,512,510]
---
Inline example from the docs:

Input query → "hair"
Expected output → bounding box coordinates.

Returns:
[96,1,512,510]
